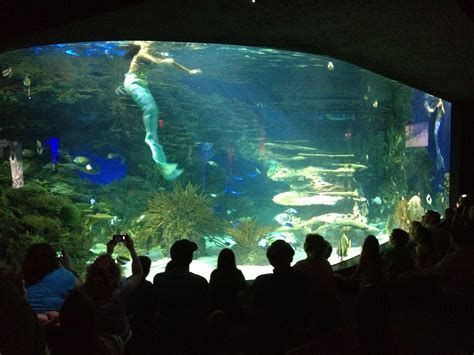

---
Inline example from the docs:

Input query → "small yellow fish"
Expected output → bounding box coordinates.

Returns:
[208,160,218,167]
[327,61,335,71]
[372,100,378,108]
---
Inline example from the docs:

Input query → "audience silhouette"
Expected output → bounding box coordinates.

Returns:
[5,195,474,354]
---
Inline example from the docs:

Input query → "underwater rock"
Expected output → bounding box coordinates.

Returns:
[273,191,344,206]
[304,213,379,234]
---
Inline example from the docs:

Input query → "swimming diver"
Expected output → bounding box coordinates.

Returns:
[424,96,445,170]
[123,41,201,181]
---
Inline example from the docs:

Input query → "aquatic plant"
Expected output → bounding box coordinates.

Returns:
[226,220,274,250]
[145,182,222,253]
[59,205,82,226]
[0,186,92,275]
[225,220,274,264]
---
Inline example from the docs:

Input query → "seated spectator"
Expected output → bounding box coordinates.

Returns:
[382,229,415,280]
[126,256,155,351]
[153,239,209,351]
[439,207,455,232]
[209,248,247,321]
[252,240,311,349]
[294,234,336,298]
[81,234,143,344]
[398,225,474,350]
[58,288,124,355]
[294,234,338,330]
[407,221,422,259]
[353,236,392,353]
[22,243,80,317]
[0,266,48,355]
[423,210,450,258]
[413,226,437,270]
[352,235,383,288]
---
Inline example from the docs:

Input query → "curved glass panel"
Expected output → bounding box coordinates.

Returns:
[0,41,451,279]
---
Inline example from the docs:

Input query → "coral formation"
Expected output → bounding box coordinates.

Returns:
[145,182,222,253]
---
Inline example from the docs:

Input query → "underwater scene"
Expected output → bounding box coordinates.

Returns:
[0,41,451,279]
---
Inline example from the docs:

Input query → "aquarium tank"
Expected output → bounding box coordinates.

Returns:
[0,41,451,279]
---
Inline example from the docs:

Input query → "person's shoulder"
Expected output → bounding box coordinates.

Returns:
[153,271,169,284]
[189,272,208,285]
[253,273,274,284]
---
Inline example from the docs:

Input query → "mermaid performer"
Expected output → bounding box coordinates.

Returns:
[424,96,446,170]
[123,41,201,180]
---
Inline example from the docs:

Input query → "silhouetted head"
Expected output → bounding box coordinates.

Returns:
[217,248,237,271]
[409,221,422,239]
[324,240,333,259]
[390,228,410,248]
[303,233,327,258]
[266,240,295,270]
[60,288,96,340]
[170,239,198,266]
[22,243,59,287]
[423,210,441,226]
[139,256,151,278]
[413,226,433,247]
[85,254,121,302]
[361,235,380,259]
[444,207,455,219]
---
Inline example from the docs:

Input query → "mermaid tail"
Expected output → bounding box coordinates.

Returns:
[158,163,183,181]
[124,73,185,179]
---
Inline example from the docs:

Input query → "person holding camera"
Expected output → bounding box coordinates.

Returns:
[22,243,81,322]
[76,234,143,345]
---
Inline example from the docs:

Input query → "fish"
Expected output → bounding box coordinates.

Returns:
[371,196,382,205]
[226,208,237,215]
[284,222,294,228]
[23,74,31,87]
[224,187,242,195]
[2,66,12,78]
[73,156,90,166]
[36,140,43,155]
[207,160,218,167]
[426,194,432,205]
[327,61,335,71]
[65,49,80,57]
[89,198,96,206]
[22,149,35,158]
[209,193,217,198]
[106,153,121,159]
[284,208,298,214]
[372,100,378,108]
[232,176,244,181]
[137,214,146,222]
[110,215,121,226]
[85,164,93,171]
[336,233,351,258]
[247,171,257,177]
[255,168,262,175]
[318,113,355,121]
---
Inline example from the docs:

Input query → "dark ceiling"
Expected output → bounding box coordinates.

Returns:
[1,0,473,104]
